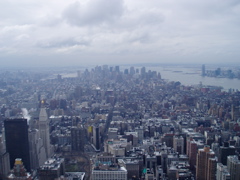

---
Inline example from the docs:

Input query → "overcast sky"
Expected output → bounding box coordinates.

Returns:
[0,0,240,67]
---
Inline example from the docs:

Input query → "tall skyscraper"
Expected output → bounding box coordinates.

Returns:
[130,66,135,75]
[202,64,206,76]
[216,163,230,180]
[231,104,240,121]
[218,142,236,165]
[71,126,85,152]
[227,155,240,180]
[173,136,184,154]
[196,146,217,180]
[141,67,146,77]
[93,125,100,151]
[115,66,120,73]
[4,118,31,172]
[28,129,47,169]
[0,133,10,179]
[39,108,51,158]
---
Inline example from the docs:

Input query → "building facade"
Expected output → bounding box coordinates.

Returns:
[4,118,31,172]
[196,146,217,180]
[71,126,85,152]
[227,155,240,180]
[39,108,51,158]
[91,166,127,180]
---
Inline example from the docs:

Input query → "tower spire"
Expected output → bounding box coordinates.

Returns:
[39,108,51,158]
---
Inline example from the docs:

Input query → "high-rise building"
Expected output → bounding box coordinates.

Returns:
[173,136,184,154]
[207,157,217,180]
[28,129,46,170]
[141,67,146,77]
[4,118,31,172]
[39,108,52,158]
[218,142,236,165]
[124,69,129,74]
[135,126,143,143]
[187,138,203,170]
[71,125,85,152]
[216,163,230,180]
[227,155,240,180]
[202,64,206,76]
[115,66,120,73]
[231,104,240,121]
[102,64,108,71]
[93,125,100,151]
[0,133,10,179]
[196,146,217,180]
[130,66,135,75]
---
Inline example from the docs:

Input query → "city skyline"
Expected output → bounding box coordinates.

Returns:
[1,0,240,67]
[0,64,240,179]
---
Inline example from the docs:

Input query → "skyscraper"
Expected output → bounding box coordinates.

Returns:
[115,66,120,73]
[218,142,236,165]
[196,146,217,180]
[28,129,47,169]
[173,136,184,154]
[202,64,206,76]
[227,155,240,180]
[129,66,135,75]
[141,67,146,77]
[93,125,100,151]
[71,125,85,152]
[0,134,10,179]
[4,118,31,172]
[231,104,240,121]
[216,163,230,180]
[39,108,51,158]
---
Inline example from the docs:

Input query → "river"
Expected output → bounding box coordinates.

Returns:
[148,66,240,91]
[61,65,240,91]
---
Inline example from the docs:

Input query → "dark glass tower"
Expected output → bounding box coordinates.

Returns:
[4,118,31,172]
[71,126,85,152]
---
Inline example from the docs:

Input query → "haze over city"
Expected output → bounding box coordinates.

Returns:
[1,0,240,67]
[1,1,240,180]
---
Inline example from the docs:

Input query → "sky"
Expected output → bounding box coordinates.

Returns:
[0,0,240,67]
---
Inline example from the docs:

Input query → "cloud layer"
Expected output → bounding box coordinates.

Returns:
[0,0,240,66]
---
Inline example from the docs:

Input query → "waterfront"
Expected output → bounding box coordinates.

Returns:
[154,66,240,91]
[61,65,240,91]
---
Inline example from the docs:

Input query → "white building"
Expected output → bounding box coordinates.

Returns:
[104,139,131,156]
[91,166,127,180]
[108,128,118,139]
[216,163,230,180]
[173,136,184,154]
[29,129,47,169]
[39,108,52,158]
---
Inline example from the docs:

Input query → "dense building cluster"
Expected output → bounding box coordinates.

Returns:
[202,64,240,79]
[0,65,240,179]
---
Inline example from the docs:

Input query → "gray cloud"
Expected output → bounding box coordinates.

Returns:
[0,0,240,66]
[63,0,124,26]
[37,37,91,49]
